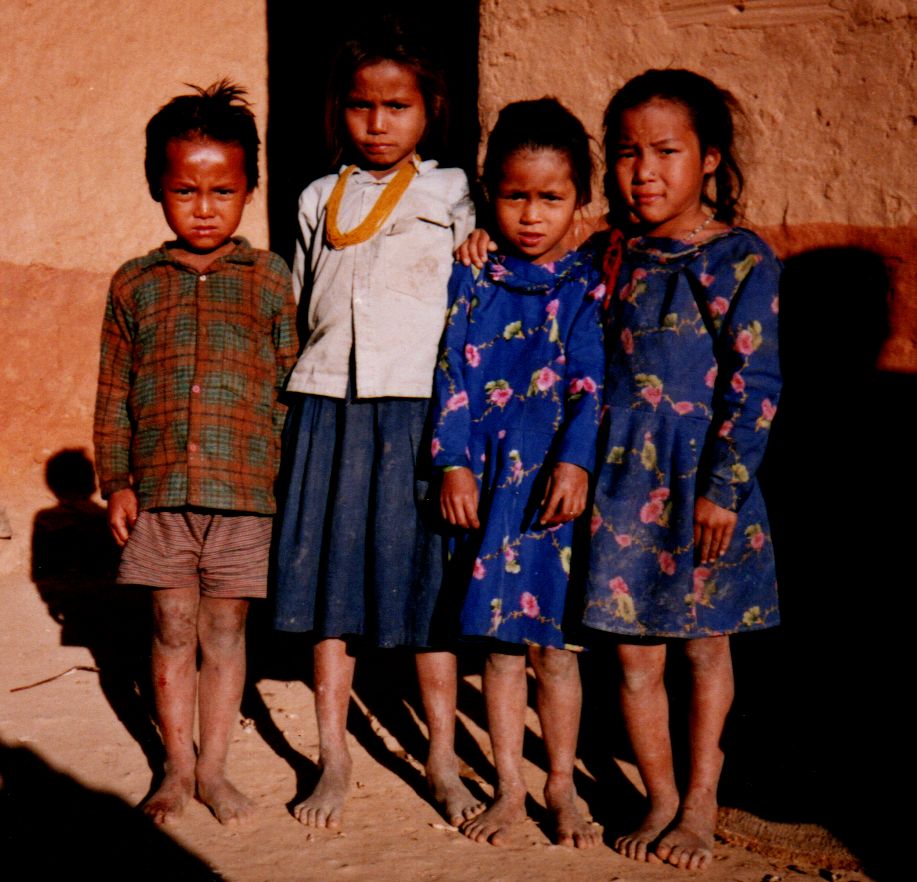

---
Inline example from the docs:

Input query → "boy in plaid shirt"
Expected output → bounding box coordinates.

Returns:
[93,81,297,825]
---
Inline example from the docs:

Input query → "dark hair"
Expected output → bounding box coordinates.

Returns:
[144,79,259,200]
[603,69,744,226]
[482,98,593,206]
[325,19,448,167]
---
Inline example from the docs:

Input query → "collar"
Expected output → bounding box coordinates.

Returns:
[140,236,257,271]
[338,155,437,182]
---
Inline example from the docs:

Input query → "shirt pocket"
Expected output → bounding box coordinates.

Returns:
[213,322,273,413]
[383,210,455,305]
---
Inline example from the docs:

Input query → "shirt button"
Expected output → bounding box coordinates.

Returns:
[188,442,198,452]
[199,274,207,282]
[354,297,362,304]
[191,384,201,394]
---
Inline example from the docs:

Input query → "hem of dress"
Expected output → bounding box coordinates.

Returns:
[581,618,780,640]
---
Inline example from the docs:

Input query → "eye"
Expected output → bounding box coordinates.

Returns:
[346,100,371,110]
[386,102,409,110]
[615,147,636,160]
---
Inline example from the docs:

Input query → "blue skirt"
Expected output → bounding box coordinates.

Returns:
[272,392,456,648]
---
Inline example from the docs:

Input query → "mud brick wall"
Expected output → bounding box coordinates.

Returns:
[478,0,916,368]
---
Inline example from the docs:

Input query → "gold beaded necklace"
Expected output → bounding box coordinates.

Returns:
[324,158,418,250]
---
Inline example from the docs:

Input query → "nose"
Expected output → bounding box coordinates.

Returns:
[632,153,656,183]
[367,106,385,134]
[194,193,215,218]
[520,199,539,224]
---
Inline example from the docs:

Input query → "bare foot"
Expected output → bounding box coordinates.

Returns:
[196,772,255,826]
[461,788,526,846]
[142,767,195,825]
[293,756,352,829]
[544,773,600,848]
[426,755,485,826]
[614,797,680,862]
[653,802,717,870]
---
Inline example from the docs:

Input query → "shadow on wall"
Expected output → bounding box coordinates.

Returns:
[0,740,219,880]
[264,1,481,265]
[30,449,163,777]
[724,246,908,879]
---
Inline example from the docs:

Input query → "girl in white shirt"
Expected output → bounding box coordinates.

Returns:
[273,22,478,831]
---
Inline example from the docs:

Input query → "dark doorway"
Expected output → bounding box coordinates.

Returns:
[265,1,480,264]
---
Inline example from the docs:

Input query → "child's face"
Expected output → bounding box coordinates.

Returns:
[613,99,720,237]
[344,61,427,177]
[494,149,579,265]
[159,138,252,253]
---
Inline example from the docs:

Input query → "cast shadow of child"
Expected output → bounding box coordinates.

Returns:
[30,449,162,775]
[725,246,905,876]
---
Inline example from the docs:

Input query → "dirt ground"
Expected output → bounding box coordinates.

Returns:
[1,534,878,882]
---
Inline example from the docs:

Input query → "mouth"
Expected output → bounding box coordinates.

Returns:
[517,233,544,247]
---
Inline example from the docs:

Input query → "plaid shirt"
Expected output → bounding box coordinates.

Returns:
[93,239,298,514]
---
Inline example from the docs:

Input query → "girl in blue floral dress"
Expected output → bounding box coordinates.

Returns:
[587,71,782,870]
[433,99,605,848]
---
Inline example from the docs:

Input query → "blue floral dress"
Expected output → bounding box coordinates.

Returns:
[586,228,781,638]
[433,250,605,649]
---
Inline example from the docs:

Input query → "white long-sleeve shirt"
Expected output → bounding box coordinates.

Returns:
[287,157,475,399]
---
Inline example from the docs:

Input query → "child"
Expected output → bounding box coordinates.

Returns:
[586,70,782,870]
[433,99,605,849]
[272,23,479,829]
[93,81,298,825]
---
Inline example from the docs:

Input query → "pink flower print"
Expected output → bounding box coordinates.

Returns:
[520,591,540,618]
[588,282,606,301]
[609,576,630,595]
[735,329,756,355]
[542,261,556,273]
[672,400,694,415]
[761,398,777,421]
[621,328,634,355]
[546,298,559,317]
[615,533,632,547]
[473,558,486,580]
[658,551,677,575]
[569,378,583,395]
[528,366,561,396]
[464,344,481,367]
[509,449,524,484]
[640,500,664,524]
[731,372,745,394]
[555,354,566,364]
[693,566,711,594]
[503,541,521,574]
[590,510,602,536]
[771,296,779,314]
[718,420,733,438]
[431,437,442,458]
[581,376,597,393]
[751,530,765,550]
[708,296,729,316]
[704,366,718,388]
[446,391,469,411]
[700,273,716,287]
[641,385,663,408]
[488,385,514,407]
[498,429,506,439]
[489,263,508,281]
[649,487,670,502]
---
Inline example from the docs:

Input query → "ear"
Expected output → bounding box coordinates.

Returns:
[245,190,254,204]
[702,147,721,175]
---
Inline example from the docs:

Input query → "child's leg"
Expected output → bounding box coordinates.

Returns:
[654,635,733,871]
[529,647,599,848]
[294,637,356,828]
[614,641,680,862]
[415,650,485,824]
[195,596,254,824]
[462,651,528,845]
[144,586,200,824]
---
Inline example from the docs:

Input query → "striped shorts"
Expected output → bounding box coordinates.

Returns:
[117,509,272,599]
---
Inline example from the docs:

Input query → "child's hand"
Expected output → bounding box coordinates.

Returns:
[540,462,588,525]
[441,468,480,529]
[455,229,497,268]
[107,488,138,546]
[694,497,737,563]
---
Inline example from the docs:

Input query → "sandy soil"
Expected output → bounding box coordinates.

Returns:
[0,545,877,882]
